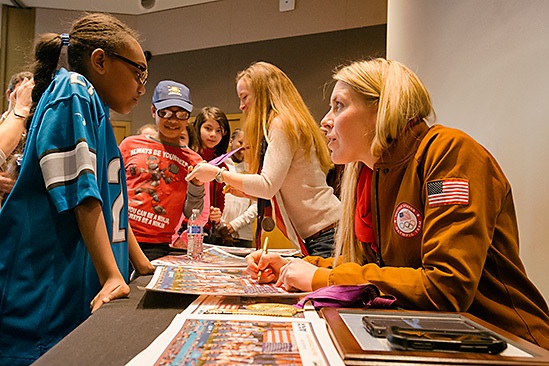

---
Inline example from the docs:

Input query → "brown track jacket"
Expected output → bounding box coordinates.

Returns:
[310,122,549,349]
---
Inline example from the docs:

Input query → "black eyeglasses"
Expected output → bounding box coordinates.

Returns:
[111,53,148,85]
[157,109,190,120]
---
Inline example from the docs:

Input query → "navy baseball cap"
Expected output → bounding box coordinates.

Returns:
[152,80,193,112]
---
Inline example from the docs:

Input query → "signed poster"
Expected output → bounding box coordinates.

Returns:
[145,266,305,297]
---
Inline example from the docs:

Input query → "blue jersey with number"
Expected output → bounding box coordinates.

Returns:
[0,68,129,364]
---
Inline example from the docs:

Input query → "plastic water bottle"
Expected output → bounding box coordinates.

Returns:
[187,208,204,260]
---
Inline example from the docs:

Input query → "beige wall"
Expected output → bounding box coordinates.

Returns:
[135,0,386,55]
[0,6,34,111]
[32,0,387,131]
[388,0,549,301]
[130,24,386,133]
[34,0,387,54]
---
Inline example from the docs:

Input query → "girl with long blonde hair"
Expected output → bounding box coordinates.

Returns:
[187,61,341,257]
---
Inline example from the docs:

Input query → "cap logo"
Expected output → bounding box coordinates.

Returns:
[167,86,182,96]
[152,81,192,112]
[393,202,422,238]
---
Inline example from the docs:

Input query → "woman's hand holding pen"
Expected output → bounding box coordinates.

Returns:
[246,252,317,292]
[245,250,288,284]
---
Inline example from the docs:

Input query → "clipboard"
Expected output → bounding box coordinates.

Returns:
[319,308,549,365]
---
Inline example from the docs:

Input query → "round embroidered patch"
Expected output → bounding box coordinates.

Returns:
[393,202,422,238]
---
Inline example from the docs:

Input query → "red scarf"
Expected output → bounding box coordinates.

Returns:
[354,166,377,252]
[200,147,216,161]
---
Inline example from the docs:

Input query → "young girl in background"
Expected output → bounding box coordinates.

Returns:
[0,13,152,363]
[191,106,230,238]
[209,128,258,248]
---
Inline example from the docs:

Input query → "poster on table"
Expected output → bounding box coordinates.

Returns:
[126,311,344,366]
[184,294,317,319]
[151,246,247,268]
[145,265,307,297]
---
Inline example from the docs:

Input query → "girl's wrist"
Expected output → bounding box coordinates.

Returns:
[14,103,30,113]
[12,109,28,119]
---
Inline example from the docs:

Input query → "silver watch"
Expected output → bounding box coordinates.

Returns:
[215,167,227,183]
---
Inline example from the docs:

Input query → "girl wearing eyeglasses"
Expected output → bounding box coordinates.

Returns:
[0,13,155,363]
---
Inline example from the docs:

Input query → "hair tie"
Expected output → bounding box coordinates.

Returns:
[56,33,70,71]
[60,33,70,47]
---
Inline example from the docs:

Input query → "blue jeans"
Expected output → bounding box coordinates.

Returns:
[304,227,335,258]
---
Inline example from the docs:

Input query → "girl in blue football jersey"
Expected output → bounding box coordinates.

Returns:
[0,13,152,364]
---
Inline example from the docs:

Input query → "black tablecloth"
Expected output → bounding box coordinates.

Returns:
[32,275,197,366]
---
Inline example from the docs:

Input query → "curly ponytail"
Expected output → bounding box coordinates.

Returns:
[27,33,62,128]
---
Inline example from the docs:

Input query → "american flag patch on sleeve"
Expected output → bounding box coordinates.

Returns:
[427,179,469,207]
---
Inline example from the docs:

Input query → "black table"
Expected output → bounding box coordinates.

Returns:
[32,275,197,366]
[33,275,549,366]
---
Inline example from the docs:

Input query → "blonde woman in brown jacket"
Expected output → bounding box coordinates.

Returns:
[246,58,549,349]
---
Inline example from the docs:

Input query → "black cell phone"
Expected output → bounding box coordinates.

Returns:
[361,315,477,338]
[386,326,507,354]
[362,316,414,337]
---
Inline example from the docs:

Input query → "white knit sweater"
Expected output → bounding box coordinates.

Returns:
[242,121,341,239]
